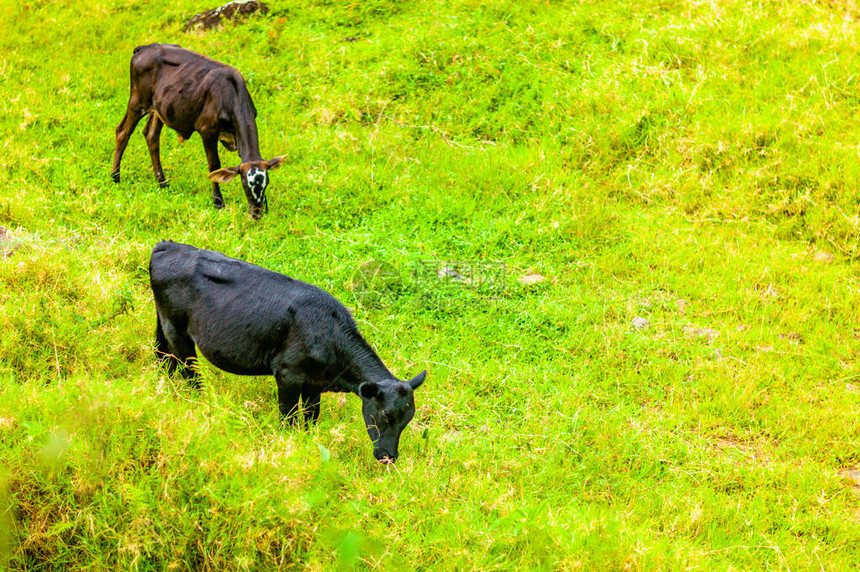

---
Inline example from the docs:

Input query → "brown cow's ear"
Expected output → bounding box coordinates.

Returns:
[208,167,240,183]
[265,156,287,171]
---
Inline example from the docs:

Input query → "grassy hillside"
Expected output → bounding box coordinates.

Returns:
[1,0,860,569]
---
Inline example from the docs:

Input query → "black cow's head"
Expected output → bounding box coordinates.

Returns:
[208,156,286,219]
[358,370,426,464]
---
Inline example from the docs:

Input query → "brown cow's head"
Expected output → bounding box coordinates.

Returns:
[209,156,286,219]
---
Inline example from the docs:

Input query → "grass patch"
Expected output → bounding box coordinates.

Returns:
[2,0,860,569]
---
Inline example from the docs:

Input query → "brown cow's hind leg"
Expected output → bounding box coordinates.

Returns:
[144,114,169,188]
[112,98,145,183]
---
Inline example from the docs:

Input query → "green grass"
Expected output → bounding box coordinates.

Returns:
[2,0,860,569]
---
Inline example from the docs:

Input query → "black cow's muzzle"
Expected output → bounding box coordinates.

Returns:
[374,449,397,464]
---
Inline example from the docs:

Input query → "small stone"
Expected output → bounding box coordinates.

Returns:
[683,326,719,342]
[778,332,803,345]
[813,251,835,263]
[757,345,774,353]
[760,284,779,299]
[518,273,545,285]
[675,299,687,312]
[846,383,859,394]
[0,227,22,259]
[713,348,723,360]
[838,469,860,487]
[631,317,649,329]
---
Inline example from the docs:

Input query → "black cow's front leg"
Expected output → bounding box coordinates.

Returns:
[275,366,307,426]
[301,389,322,424]
[201,132,225,209]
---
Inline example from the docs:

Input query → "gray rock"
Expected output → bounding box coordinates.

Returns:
[185,0,269,32]
[631,317,649,329]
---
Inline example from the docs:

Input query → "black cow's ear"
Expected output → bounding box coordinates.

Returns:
[208,166,240,183]
[358,382,380,399]
[408,370,427,390]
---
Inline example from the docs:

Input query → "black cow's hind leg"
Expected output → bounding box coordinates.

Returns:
[155,315,170,361]
[155,314,200,389]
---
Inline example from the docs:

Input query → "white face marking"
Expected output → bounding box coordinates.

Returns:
[245,167,268,202]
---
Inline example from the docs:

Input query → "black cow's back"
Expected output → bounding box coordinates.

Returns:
[149,241,360,378]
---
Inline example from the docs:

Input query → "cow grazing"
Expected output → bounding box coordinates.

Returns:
[149,241,427,463]
[111,43,285,219]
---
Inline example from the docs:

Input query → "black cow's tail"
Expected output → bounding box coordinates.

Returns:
[155,313,169,362]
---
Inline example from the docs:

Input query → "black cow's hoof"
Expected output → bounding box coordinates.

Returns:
[111,173,120,183]
[158,180,169,189]
[213,199,225,209]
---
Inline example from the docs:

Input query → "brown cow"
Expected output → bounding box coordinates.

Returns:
[111,43,285,218]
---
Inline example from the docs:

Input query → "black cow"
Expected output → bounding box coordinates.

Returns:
[112,44,285,219]
[148,241,427,463]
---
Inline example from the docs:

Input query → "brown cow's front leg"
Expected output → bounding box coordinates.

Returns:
[201,132,225,209]
[111,100,145,183]
[144,115,169,188]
